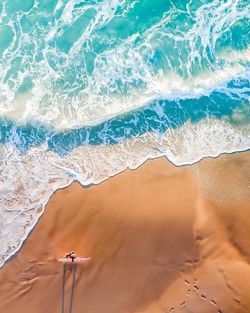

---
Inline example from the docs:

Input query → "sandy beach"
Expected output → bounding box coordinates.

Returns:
[1,1,250,312]
[0,151,249,313]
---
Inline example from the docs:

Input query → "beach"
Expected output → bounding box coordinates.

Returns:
[0,151,249,313]
[0,1,250,312]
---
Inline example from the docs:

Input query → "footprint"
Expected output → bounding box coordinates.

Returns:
[180,301,186,307]
[201,294,207,299]
[211,299,217,305]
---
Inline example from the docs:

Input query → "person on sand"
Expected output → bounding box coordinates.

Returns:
[66,251,77,262]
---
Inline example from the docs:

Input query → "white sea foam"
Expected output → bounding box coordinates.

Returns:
[220,47,250,64]
[0,118,249,268]
[0,63,248,130]
[0,0,249,129]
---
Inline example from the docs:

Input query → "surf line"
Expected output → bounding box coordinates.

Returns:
[61,264,78,313]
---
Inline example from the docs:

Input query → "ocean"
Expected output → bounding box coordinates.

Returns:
[0,0,249,267]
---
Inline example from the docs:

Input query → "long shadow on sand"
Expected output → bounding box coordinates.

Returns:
[61,264,67,313]
[69,265,77,313]
[61,264,78,313]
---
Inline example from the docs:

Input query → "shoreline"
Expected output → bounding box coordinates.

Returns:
[1,147,249,269]
[0,151,249,312]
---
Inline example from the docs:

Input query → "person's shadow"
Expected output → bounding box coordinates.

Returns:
[61,264,78,313]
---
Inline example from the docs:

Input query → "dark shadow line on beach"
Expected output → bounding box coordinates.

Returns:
[69,264,77,313]
[61,264,67,313]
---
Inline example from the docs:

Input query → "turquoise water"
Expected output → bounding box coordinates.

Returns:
[1,79,249,154]
[0,0,250,267]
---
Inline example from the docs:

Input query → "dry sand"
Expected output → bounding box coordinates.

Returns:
[0,151,249,313]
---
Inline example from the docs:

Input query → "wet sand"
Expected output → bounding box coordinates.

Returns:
[0,151,249,313]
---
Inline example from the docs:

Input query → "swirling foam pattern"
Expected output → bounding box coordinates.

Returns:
[0,0,250,267]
